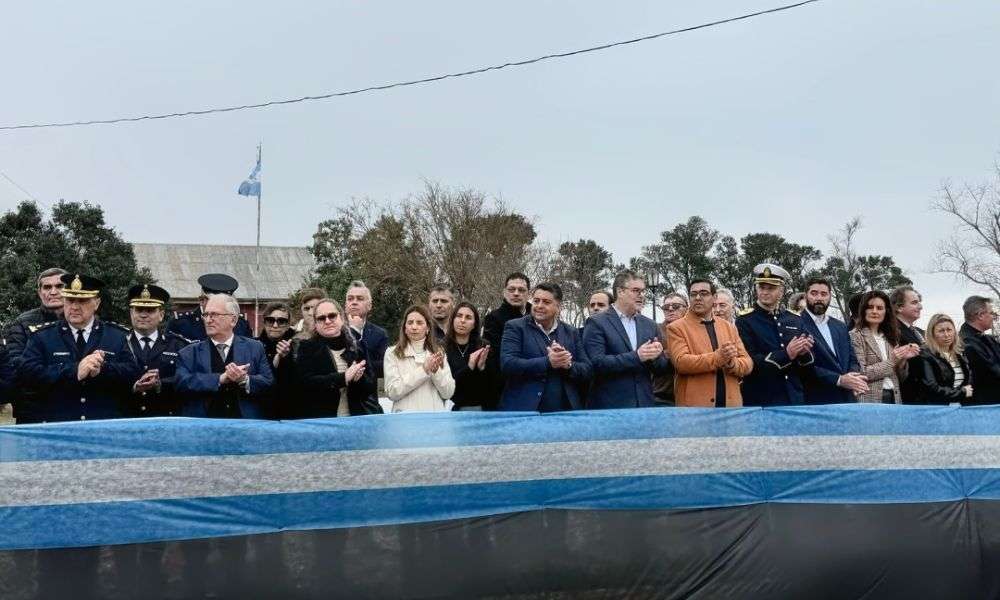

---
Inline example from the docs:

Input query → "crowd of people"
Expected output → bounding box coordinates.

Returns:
[2,260,999,425]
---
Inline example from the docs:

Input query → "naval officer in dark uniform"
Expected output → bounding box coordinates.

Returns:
[17,273,141,422]
[736,263,815,407]
[125,283,192,417]
[167,273,253,341]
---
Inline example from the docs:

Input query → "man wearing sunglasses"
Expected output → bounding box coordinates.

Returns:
[176,293,273,418]
[124,283,193,417]
[653,292,688,406]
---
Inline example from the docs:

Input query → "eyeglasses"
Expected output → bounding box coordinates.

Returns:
[202,312,236,321]
[315,312,340,323]
[625,287,646,295]
[264,317,289,326]
[662,303,686,311]
[689,290,714,298]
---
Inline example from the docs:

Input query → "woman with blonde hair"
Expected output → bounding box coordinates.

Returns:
[915,313,973,405]
[384,305,455,412]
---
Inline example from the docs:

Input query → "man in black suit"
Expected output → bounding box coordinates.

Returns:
[125,284,192,417]
[890,285,925,403]
[345,280,388,414]
[960,295,1000,406]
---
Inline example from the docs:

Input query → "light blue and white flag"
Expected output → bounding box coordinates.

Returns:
[237,156,261,197]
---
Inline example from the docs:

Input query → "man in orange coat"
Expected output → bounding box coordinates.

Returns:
[667,279,753,407]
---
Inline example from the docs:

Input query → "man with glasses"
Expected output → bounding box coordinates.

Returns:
[652,292,687,406]
[484,273,532,410]
[3,267,68,423]
[17,273,141,422]
[176,293,273,418]
[583,271,670,409]
[960,295,1000,405]
[168,273,252,341]
[124,284,192,417]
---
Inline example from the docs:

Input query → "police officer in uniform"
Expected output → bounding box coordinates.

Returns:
[167,273,252,341]
[736,263,815,407]
[17,273,141,422]
[125,283,192,417]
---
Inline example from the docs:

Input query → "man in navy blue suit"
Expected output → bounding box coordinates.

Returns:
[168,273,253,341]
[799,277,869,404]
[345,280,388,414]
[500,282,591,411]
[583,271,670,409]
[176,293,273,418]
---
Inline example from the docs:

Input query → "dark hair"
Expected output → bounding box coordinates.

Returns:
[847,291,864,325]
[445,302,483,352]
[393,304,440,358]
[688,278,717,295]
[963,295,992,322]
[889,285,920,310]
[533,282,563,302]
[298,287,326,305]
[589,290,613,305]
[788,292,806,311]
[429,283,454,297]
[613,270,642,292]
[853,290,899,345]
[262,301,291,318]
[504,272,531,289]
[805,277,832,293]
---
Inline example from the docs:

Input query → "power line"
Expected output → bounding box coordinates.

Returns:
[0,0,821,132]
[0,169,47,208]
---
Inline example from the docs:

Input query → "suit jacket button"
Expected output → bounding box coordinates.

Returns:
[80,415,86,420]
[784,375,789,380]
[80,398,86,403]
[141,406,147,411]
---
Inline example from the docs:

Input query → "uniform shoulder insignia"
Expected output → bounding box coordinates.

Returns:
[737,307,755,317]
[167,331,193,345]
[105,321,131,332]
[28,321,58,334]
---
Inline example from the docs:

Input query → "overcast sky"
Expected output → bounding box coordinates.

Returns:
[1,1,998,325]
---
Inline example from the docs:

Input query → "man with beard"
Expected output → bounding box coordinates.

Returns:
[427,283,455,342]
[483,272,531,409]
[798,277,868,404]
[3,267,67,422]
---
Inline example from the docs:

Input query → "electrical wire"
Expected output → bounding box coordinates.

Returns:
[0,0,821,131]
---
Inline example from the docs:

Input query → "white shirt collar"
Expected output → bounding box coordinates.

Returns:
[73,318,96,336]
[212,334,236,349]
[534,318,559,335]
[805,309,828,326]
[613,305,636,321]
[135,329,159,343]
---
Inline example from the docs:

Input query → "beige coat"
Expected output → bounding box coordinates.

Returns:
[383,340,455,412]
[849,328,908,403]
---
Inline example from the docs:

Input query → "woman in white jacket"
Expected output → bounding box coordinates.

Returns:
[384,305,455,412]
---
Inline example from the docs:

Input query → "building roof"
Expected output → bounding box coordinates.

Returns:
[132,243,316,302]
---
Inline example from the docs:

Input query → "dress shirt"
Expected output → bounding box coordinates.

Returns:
[613,306,638,350]
[805,310,836,357]
[73,319,96,343]
[134,329,159,345]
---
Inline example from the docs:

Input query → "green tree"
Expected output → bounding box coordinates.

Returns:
[0,201,151,325]
[550,239,614,325]
[712,235,745,307]
[642,216,719,293]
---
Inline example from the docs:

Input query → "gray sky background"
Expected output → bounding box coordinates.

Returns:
[1,0,998,326]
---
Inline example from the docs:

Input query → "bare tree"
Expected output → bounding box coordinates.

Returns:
[931,162,1000,298]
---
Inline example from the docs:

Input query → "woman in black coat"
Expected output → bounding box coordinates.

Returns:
[444,302,491,410]
[916,313,973,405]
[286,298,379,418]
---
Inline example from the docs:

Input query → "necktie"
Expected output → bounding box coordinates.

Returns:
[216,343,228,361]
[75,329,86,355]
[141,336,152,361]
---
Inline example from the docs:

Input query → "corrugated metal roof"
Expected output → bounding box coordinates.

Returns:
[132,243,316,301]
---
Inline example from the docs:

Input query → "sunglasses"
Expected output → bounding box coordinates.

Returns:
[315,312,340,323]
[662,303,686,311]
[264,317,289,326]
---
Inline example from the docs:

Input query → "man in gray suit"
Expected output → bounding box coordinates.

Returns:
[583,271,670,408]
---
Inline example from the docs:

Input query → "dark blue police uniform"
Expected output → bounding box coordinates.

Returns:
[736,304,814,406]
[18,319,142,422]
[125,329,192,417]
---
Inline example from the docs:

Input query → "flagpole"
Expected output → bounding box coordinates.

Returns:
[254,142,262,336]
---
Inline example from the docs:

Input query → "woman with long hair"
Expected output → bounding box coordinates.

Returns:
[384,305,455,412]
[444,302,491,410]
[916,313,973,405]
[848,290,920,403]
[287,298,378,418]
